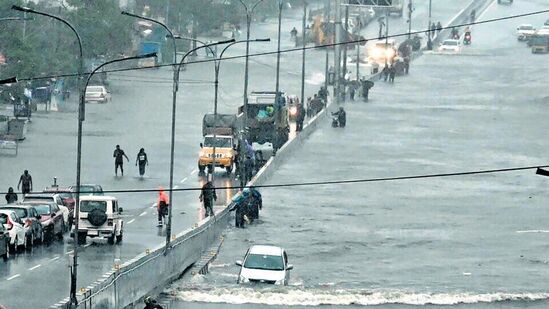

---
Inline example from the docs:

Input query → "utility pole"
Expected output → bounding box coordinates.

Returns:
[427,0,432,50]
[165,0,170,26]
[300,2,307,111]
[334,0,341,104]
[324,0,330,90]
[341,2,349,100]
[407,0,413,39]
[384,8,389,65]
[274,0,283,152]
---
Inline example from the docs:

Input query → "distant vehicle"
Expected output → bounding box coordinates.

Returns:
[368,39,397,65]
[20,202,64,242]
[85,85,110,103]
[497,0,512,4]
[138,41,161,68]
[0,205,44,248]
[74,196,123,245]
[438,39,461,53]
[387,0,404,17]
[545,19,549,26]
[198,114,238,174]
[0,209,27,253]
[69,184,104,196]
[0,223,9,261]
[236,245,293,285]
[530,33,549,53]
[516,24,536,41]
[23,193,70,230]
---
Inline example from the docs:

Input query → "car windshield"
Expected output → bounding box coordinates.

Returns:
[78,186,102,195]
[86,86,103,93]
[520,25,533,30]
[243,254,284,271]
[203,137,232,148]
[34,205,52,215]
[80,201,107,213]
[444,41,458,46]
[25,196,53,202]
[3,208,27,219]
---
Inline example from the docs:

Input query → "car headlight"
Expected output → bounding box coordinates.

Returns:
[239,275,249,283]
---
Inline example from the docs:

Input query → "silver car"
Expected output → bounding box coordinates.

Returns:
[236,245,293,285]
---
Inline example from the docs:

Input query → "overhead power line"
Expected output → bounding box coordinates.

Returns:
[9,8,549,83]
[4,164,548,195]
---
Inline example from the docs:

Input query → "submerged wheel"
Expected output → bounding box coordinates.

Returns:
[77,232,87,245]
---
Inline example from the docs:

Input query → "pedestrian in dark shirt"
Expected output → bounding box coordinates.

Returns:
[113,145,129,176]
[135,148,149,178]
[199,180,217,218]
[17,170,32,195]
[436,21,443,34]
[389,65,396,83]
[430,22,436,38]
[5,187,17,204]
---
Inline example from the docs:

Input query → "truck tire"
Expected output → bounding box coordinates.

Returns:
[116,232,123,244]
[198,164,205,173]
[107,235,115,245]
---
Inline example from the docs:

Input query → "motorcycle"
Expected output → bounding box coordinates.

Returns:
[463,32,472,45]
[332,116,340,128]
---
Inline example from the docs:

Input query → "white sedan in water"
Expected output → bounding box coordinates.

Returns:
[85,85,110,103]
[438,39,461,53]
[236,245,293,285]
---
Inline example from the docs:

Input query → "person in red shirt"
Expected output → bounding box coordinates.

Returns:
[157,187,169,227]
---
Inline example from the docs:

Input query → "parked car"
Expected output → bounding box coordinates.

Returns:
[0,209,27,253]
[74,196,123,245]
[236,245,293,285]
[69,184,104,196]
[43,186,75,210]
[85,85,110,103]
[22,202,64,242]
[23,193,70,230]
[0,224,10,261]
[0,205,44,248]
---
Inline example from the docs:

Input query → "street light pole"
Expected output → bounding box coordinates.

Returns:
[121,11,178,249]
[300,2,308,110]
[212,39,270,184]
[275,0,283,102]
[324,0,330,90]
[12,5,84,306]
[427,0,433,50]
[408,0,413,39]
[237,0,265,131]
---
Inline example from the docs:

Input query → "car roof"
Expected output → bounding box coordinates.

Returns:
[1,205,33,209]
[19,201,56,206]
[44,187,73,192]
[0,209,16,215]
[249,245,284,256]
[24,193,57,198]
[79,195,117,201]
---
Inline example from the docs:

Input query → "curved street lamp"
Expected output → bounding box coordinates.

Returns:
[210,38,270,184]
[11,5,84,306]
[237,0,265,125]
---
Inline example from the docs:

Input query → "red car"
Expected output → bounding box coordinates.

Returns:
[43,187,75,212]
[20,202,64,242]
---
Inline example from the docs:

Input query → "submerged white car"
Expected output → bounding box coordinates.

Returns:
[516,24,536,41]
[438,39,461,53]
[236,245,293,285]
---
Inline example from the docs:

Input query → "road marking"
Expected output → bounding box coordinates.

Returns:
[50,256,60,261]
[28,264,42,271]
[127,219,136,224]
[173,185,179,189]
[139,211,147,217]
[191,169,198,175]
[66,250,74,255]
[516,230,549,234]
[180,177,188,183]
[6,274,20,281]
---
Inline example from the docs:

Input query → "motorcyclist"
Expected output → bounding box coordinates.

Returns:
[451,27,459,39]
[290,27,298,39]
[463,29,472,44]
[331,107,346,127]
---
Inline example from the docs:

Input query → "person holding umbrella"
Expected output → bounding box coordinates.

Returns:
[361,78,374,101]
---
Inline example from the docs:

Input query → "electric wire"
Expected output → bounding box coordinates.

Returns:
[7,8,549,83]
[4,164,549,195]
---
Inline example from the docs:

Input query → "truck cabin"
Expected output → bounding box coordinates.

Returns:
[201,135,234,149]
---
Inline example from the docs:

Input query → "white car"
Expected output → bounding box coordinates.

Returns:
[0,210,27,252]
[74,196,123,245]
[236,245,293,285]
[438,39,461,53]
[85,85,110,103]
[516,24,536,41]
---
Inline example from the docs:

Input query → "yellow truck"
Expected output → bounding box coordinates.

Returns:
[198,114,238,174]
